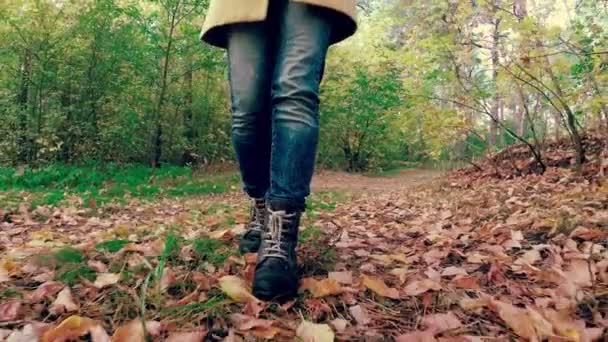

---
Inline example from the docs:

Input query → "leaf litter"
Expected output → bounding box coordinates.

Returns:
[0,153,607,340]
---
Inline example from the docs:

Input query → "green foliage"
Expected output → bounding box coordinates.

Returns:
[58,266,97,286]
[96,240,132,253]
[0,0,603,173]
[54,247,84,264]
[192,238,234,266]
[0,164,238,207]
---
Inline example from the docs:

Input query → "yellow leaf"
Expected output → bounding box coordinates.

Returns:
[362,275,400,299]
[296,321,334,342]
[219,275,258,303]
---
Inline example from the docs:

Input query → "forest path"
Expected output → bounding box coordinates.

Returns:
[312,168,443,193]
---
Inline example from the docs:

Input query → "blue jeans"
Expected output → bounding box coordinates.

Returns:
[227,0,332,210]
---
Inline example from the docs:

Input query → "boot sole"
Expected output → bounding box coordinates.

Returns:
[252,287,298,302]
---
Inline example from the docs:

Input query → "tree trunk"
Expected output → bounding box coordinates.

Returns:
[152,3,179,168]
[489,14,501,150]
[544,59,585,167]
[182,57,195,165]
[17,50,32,164]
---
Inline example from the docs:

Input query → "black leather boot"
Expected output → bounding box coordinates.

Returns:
[238,198,266,254]
[252,202,301,301]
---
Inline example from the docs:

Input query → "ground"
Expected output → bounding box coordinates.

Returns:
[0,166,606,341]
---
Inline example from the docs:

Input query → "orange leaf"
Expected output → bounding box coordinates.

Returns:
[41,316,98,342]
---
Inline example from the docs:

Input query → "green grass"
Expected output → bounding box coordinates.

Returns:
[96,240,132,253]
[192,238,235,266]
[0,163,239,208]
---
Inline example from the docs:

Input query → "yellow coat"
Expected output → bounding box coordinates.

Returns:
[200,0,357,48]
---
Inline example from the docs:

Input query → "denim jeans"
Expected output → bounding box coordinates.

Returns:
[227,0,332,210]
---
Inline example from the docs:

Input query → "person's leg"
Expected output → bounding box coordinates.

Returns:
[267,2,332,211]
[226,23,274,253]
[253,0,332,301]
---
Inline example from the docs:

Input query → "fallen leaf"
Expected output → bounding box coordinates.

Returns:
[395,330,438,342]
[329,319,348,333]
[299,277,344,298]
[251,326,280,339]
[313,278,344,298]
[219,275,258,303]
[0,301,21,322]
[421,312,462,334]
[451,276,480,290]
[111,319,161,342]
[229,314,274,331]
[0,264,9,283]
[441,266,468,277]
[488,300,538,341]
[29,281,64,302]
[87,260,108,273]
[349,305,371,326]
[90,325,111,342]
[362,275,400,299]
[7,322,53,342]
[50,287,79,314]
[166,329,208,342]
[514,249,541,267]
[93,273,120,289]
[403,279,442,296]
[41,316,97,342]
[296,321,334,342]
[328,271,353,285]
[564,259,593,287]
[243,299,266,317]
[191,271,212,290]
[160,267,176,292]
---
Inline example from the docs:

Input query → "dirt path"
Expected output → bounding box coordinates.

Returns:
[311,168,442,193]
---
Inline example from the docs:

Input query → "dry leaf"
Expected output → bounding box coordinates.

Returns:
[514,249,541,266]
[160,267,176,292]
[403,279,442,296]
[191,271,212,290]
[441,266,467,277]
[219,275,258,303]
[564,259,593,287]
[90,325,111,342]
[488,300,539,341]
[29,281,64,302]
[166,329,207,342]
[41,316,98,342]
[93,273,120,289]
[451,276,480,290]
[299,277,344,298]
[0,264,9,283]
[328,271,353,285]
[0,301,21,322]
[229,314,274,331]
[87,260,108,273]
[111,319,161,342]
[296,321,334,342]
[313,278,344,298]
[362,275,400,299]
[329,319,348,333]
[421,312,462,334]
[395,330,438,342]
[50,287,79,314]
[349,305,371,326]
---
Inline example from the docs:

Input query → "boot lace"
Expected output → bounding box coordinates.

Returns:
[248,201,266,231]
[260,209,295,261]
